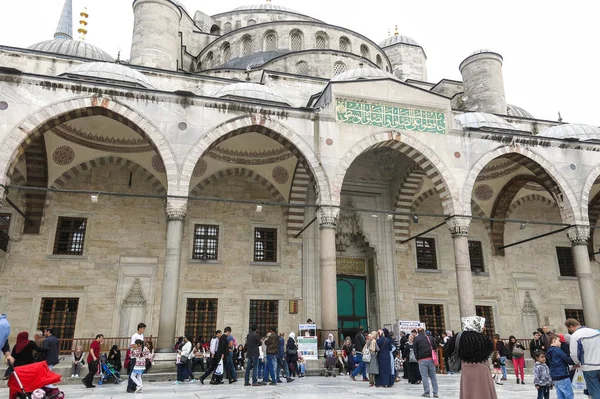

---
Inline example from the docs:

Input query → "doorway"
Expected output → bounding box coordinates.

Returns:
[337,275,367,341]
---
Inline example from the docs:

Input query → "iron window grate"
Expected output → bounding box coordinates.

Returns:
[316,35,326,49]
[469,240,485,273]
[556,247,576,277]
[254,227,277,262]
[53,217,87,255]
[565,309,585,326]
[416,237,437,270]
[38,298,79,346]
[185,298,218,343]
[291,34,302,51]
[249,300,278,338]
[193,224,219,260]
[476,305,495,340]
[418,304,445,336]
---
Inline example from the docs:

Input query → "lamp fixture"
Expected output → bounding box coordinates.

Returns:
[90,193,99,203]
[371,214,378,218]
[255,205,263,213]
[519,221,529,230]
[412,215,419,224]
[387,214,393,221]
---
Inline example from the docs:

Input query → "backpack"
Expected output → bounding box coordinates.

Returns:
[448,332,463,373]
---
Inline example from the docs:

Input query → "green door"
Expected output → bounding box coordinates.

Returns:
[337,276,367,340]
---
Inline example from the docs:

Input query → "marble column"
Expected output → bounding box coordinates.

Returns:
[318,207,339,343]
[157,199,186,351]
[447,216,476,318]
[568,226,600,329]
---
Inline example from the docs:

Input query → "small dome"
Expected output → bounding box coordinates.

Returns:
[506,104,534,119]
[212,82,290,105]
[232,4,299,13]
[62,62,156,89]
[379,35,420,48]
[28,39,114,62]
[169,0,187,11]
[455,112,516,130]
[538,124,600,141]
[331,67,398,82]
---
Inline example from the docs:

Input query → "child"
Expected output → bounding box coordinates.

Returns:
[394,351,402,383]
[130,339,152,393]
[491,351,503,385]
[533,351,552,399]
[297,354,306,377]
[546,334,575,399]
[235,344,245,370]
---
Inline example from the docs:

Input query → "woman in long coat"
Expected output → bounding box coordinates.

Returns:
[286,332,298,377]
[375,328,394,387]
[365,331,379,386]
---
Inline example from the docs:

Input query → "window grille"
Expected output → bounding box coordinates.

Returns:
[339,38,350,52]
[193,224,219,260]
[0,213,11,252]
[205,52,214,69]
[247,19,256,26]
[376,55,383,69]
[469,240,485,272]
[415,237,437,270]
[418,304,445,336]
[316,35,326,49]
[254,227,277,262]
[223,22,232,33]
[556,247,576,277]
[53,217,87,255]
[185,298,218,343]
[333,61,347,76]
[360,44,369,58]
[291,33,302,51]
[38,298,79,344]
[476,305,495,340]
[265,34,277,51]
[565,309,585,326]
[242,37,253,56]
[249,300,278,338]
[296,61,308,75]
[222,44,231,63]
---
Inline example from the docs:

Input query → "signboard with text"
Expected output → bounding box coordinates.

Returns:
[298,324,318,360]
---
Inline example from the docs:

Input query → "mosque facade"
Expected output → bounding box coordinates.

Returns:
[0,0,599,348]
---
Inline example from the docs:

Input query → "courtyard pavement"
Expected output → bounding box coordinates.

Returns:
[1,374,589,398]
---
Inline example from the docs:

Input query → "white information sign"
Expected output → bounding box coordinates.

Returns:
[298,324,318,360]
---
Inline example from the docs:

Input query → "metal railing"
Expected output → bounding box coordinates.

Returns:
[57,336,157,355]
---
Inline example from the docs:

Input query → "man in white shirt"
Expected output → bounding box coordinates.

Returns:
[565,318,600,398]
[126,323,146,393]
[200,330,222,385]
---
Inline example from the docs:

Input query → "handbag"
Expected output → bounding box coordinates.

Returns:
[361,342,371,363]
[286,347,297,356]
[409,347,417,363]
[214,359,224,376]
[427,336,439,366]
[512,346,525,358]
[181,355,189,363]
[448,331,463,372]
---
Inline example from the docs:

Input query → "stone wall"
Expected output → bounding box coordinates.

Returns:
[383,44,427,82]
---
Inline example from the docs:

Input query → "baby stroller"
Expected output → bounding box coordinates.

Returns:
[98,354,122,384]
[7,361,64,399]
[321,349,337,377]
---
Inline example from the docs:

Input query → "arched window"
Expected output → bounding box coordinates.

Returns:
[264,32,277,51]
[223,22,232,34]
[290,32,303,51]
[360,44,370,59]
[339,37,351,52]
[333,61,347,76]
[205,52,214,69]
[376,54,383,69]
[315,34,327,49]
[210,25,220,35]
[247,19,256,26]
[296,61,308,75]
[222,43,231,63]
[242,36,253,56]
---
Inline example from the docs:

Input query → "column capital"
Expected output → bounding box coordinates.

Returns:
[317,206,339,229]
[166,199,187,221]
[568,225,590,246]
[446,216,471,237]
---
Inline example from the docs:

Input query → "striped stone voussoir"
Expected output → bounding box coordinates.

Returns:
[393,163,425,243]
[286,162,312,239]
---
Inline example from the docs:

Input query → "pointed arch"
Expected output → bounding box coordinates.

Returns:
[286,162,312,239]
[506,194,557,220]
[581,163,600,219]
[393,163,425,243]
[587,191,600,258]
[471,200,492,244]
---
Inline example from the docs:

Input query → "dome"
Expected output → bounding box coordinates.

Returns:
[62,62,157,89]
[538,124,600,141]
[455,112,516,130]
[212,82,290,105]
[169,0,187,11]
[379,35,420,48]
[331,67,398,82]
[28,39,114,62]
[506,104,534,119]
[232,3,300,13]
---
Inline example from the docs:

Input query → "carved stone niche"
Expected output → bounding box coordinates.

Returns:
[335,197,364,252]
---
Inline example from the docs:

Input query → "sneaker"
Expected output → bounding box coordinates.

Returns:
[350,375,356,381]
[172,381,180,385]
[501,377,507,381]
[269,382,277,386]
[71,374,75,378]
[75,374,79,378]
[252,383,261,386]
[189,379,196,383]
[421,394,430,398]
[516,378,520,384]
[244,382,251,386]
[362,378,369,381]
[521,380,525,384]
[495,381,503,385]
[286,377,294,383]
[135,385,142,393]
[433,395,438,398]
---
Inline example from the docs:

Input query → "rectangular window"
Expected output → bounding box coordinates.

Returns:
[38,298,79,353]
[556,247,576,277]
[254,227,277,262]
[476,305,495,340]
[53,217,87,255]
[416,237,437,270]
[249,300,278,338]
[418,304,445,335]
[469,240,485,273]
[565,309,585,326]
[184,298,218,343]
[192,224,219,260]
[0,213,11,252]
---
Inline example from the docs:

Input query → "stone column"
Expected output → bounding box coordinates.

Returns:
[568,226,600,329]
[447,216,476,318]
[157,199,186,351]
[318,207,339,343]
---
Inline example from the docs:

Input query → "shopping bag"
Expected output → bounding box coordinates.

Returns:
[572,368,586,390]
[214,359,224,376]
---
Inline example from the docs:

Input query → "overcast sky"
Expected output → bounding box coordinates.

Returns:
[1,0,598,125]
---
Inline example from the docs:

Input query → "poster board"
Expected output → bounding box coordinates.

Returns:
[398,320,426,335]
[298,323,318,360]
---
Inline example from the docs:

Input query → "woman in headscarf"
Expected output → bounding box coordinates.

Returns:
[444,316,497,399]
[107,344,122,372]
[286,332,298,377]
[11,331,48,367]
[365,331,379,386]
[375,328,394,387]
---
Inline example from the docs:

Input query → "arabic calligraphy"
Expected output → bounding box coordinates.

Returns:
[335,100,446,134]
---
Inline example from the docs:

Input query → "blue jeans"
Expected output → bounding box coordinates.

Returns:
[257,359,264,379]
[499,356,507,379]
[536,386,550,399]
[263,354,277,384]
[276,356,289,379]
[227,351,236,380]
[351,353,367,379]
[553,378,574,399]
[583,370,600,399]
[418,359,438,395]
[244,357,259,384]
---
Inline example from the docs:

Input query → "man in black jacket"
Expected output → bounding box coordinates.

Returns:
[199,330,222,385]
[244,325,264,386]
[215,327,234,384]
[413,328,438,398]
[351,328,367,381]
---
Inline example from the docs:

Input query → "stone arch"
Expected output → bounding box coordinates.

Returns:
[506,194,557,220]
[50,156,166,194]
[463,145,579,225]
[587,191,600,258]
[332,130,460,215]
[210,25,220,35]
[241,34,253,56]
[411,188,436,211]
[393,163,425,243]
[471,200,493,245]
[286,162,312,239]
[581,164,600,219]
[263,30,278,52]
[180,114,330,204]
[289,29,304,51]
[0,96,177,194]
[315,31,329,49]
[190,167,284,203]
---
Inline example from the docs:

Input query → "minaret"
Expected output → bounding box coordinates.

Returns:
[54,0,73,40]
